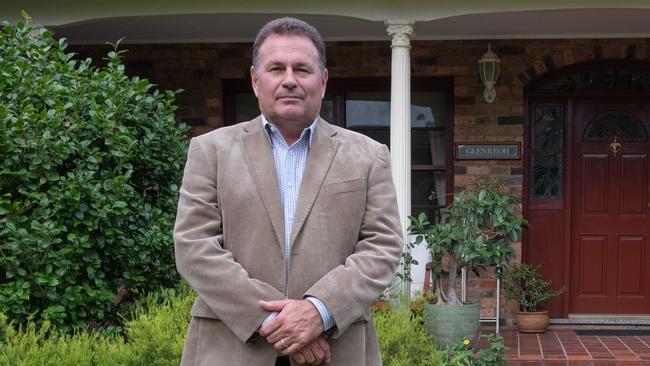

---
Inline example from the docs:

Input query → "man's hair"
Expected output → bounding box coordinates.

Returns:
[252,17,326,72]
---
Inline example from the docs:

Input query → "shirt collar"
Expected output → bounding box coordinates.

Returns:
[261,115,318,148]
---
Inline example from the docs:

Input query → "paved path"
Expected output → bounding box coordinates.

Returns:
[496,330,650,365]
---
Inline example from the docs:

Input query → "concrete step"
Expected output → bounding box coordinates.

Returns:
[549,314,650,329]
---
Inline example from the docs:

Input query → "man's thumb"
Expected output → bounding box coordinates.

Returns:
[258,299,286,311]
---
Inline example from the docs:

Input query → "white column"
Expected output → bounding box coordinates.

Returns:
[386,21,414,296]
[386,21,413,243]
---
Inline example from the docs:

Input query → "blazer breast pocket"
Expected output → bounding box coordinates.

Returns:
[325,178,365,194]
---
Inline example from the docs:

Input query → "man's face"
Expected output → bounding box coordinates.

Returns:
[251,34,328,126]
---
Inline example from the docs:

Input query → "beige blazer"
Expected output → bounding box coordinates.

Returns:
[174,117,403,366]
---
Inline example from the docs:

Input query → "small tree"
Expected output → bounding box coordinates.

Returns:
[0,14,188,330]
[408,184,527,305]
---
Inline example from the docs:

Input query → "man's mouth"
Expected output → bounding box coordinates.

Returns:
[277,95,303,100]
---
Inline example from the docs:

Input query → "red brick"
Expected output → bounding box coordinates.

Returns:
[481,279,497,289]
[562,49,575,65]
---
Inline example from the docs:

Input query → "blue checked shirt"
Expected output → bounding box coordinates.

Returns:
[261,115,335,332]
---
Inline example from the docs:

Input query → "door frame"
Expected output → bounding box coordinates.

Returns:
[524,59,650,317]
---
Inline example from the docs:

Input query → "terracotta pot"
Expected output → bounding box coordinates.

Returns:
[410,301,424,314]
[372,299,389,311]
[516,310,549,333]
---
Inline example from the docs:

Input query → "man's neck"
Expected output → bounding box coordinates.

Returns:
[276,123,304,145]
[265,117,315,146]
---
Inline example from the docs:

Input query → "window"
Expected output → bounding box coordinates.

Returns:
[530,103,564,199]
[224,77,453,221]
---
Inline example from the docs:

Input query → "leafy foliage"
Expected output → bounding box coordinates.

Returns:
[408,184,528,305]
[475,334,507,366]
[440,334,507,366]
[502,263,565,312]
[0,283,193,365]
[373,303,445,366]
[0,15,188,330]
[0,283,507,366]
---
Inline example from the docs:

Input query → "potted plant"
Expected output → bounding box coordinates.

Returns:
[408,183,527,347]
[502,263,565,333]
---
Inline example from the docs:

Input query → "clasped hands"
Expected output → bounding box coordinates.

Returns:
[258,299,331,365]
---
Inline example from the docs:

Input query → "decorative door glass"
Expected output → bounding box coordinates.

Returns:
[583,111,648,142]
[531,103,564,199]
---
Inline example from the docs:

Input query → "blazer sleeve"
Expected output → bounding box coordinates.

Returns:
[304,144,404,337]
[173,137,285,343]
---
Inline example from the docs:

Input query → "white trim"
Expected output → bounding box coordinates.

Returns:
[61,32,650,45]
[386,21,414,295]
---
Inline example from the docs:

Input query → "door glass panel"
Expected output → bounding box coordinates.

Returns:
[617,68,650,89]
[537,67,650,91]
[531,152,563,199]
[532,104,563,149]
[538,70,614,91]
[583,111,648,142]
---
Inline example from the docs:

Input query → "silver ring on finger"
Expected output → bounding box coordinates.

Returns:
[280,338,288,349]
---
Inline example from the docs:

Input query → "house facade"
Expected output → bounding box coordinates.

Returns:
[5,1,650,324]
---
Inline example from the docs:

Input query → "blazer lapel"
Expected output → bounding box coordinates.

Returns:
[241,118,285,250]
[290,120,339,246]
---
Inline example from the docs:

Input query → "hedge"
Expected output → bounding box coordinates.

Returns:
[0,14,188,331]
[0,285,508,365]
[0,284,192,365]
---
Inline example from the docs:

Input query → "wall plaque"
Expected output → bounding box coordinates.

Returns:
[455,143,521,160]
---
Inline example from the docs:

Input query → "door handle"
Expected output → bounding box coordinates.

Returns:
[610,141,621,156]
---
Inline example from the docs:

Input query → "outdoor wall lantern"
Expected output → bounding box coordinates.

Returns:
[478,44,501,103]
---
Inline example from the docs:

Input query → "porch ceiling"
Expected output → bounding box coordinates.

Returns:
[3,3,650,44]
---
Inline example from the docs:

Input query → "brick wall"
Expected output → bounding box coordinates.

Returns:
[71,37,650,325]
[72,38,650,187]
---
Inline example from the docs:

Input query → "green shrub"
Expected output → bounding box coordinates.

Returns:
[0,313,112,366]
[373,304,444,366]
[112,285,193,366]
[372,301,507,366]
[475,334,507,366]
[440,334,507,366]
[0,285,505,366]
[0,14,188,330]
[0,284,193,366]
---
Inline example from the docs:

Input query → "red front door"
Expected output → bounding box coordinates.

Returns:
[570,99,650,314]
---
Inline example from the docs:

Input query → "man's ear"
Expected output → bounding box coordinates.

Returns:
[250,66,259,97]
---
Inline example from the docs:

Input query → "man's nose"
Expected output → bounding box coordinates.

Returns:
[281,69,297,89]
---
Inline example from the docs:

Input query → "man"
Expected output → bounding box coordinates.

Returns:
[174,17,403,366]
